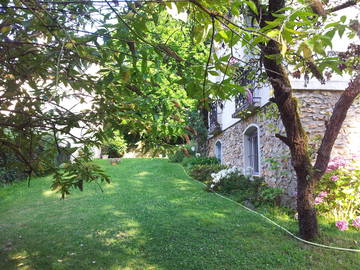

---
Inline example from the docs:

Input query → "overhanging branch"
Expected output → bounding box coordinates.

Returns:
[326,0,359,13]
[313,72,360,178]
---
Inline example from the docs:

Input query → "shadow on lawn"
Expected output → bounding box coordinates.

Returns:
[1,159,360,270]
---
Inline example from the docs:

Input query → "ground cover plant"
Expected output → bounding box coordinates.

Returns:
[206,167,283,207]
[1,159,360,270]
[181,156,219,169]
[189,164,228,183]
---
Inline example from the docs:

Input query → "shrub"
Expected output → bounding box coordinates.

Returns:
[315,155,360,230]
[258,186,283,206]
[168,143,198,163]
[181,156,219,169]
[189,164,228,183]
[0,135,73,185]
[168,148,187,163]
[207,167,282,207]
[101,133,127,158]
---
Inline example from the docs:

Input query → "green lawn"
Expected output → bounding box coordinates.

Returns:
[0,158,359,270]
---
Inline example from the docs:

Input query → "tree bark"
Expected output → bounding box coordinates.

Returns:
[262,39,319,240]
[260,0,320,240]
[313,73,360,179]
[262,44,360,240]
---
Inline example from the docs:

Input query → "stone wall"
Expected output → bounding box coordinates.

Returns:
[208,90,360,208]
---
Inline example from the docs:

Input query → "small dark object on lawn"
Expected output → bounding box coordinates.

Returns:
[109,158,121,165]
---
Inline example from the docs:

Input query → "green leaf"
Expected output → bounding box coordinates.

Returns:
[266,29,280,39]
[245,1,258,15]
[0,25,11,34]
[193,25,206,44]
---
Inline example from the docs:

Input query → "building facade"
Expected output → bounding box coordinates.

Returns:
[207,80,360,207]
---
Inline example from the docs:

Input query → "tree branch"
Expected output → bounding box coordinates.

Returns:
[326,0,359,13]
[275,133,292,146]
[188,0,278,44]
[313,72,360,179]
[0,138,36,174]
[202,16,215,107]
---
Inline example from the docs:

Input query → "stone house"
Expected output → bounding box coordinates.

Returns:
[206,35,360,209]
[207,76,360,206]
[206,9,360,207]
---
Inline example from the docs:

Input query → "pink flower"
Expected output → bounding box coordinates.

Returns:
[229,56,240,65]
[327,156,347,171]
[314,196,324,204]
[330,175,339,181]
[352,217,360,228]
[335,220,349,231]
[318,191,328,198]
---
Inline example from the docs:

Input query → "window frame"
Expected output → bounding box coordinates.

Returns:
[214,140,222,164]
[243,124,261,176]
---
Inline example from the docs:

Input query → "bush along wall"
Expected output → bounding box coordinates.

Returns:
[206,167,283,208]
[189,164,228,184]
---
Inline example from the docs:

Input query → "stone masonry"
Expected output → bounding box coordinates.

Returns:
[208,90,360,208]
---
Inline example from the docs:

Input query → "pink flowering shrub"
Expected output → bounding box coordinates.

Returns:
[315,156,360,230]
[335,220,349,231]
[352,217,360,228]
[326,156,347,171]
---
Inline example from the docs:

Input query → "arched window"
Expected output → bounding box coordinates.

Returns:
[215,141,222,163]
[244,125,260,176]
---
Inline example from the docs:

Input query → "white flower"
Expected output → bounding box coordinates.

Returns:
[210,166,242,184]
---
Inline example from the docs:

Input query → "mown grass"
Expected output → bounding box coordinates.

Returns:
[0,158,359,270]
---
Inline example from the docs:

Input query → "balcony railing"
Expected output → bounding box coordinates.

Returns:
[232,91,261,119]
[209,102,222,135]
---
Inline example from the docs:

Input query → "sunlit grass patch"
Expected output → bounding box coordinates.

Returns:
[0,158,359,270]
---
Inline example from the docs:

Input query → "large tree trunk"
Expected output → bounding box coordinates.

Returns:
[262,36,360,240]
[257,0,320,241]
[297,174,319,239]
[262,41,319,239]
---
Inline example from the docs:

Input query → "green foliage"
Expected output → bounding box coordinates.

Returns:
[187,110,208,148]
[101,133,127,158]
[0,167,25,186]
[315,157,360,223]
[51,148,110,199]
[2,0,358,203]
[168,143,198,163]
[0,1,111,194]
[258,186,283,206]
[168,149,187,163]
[208,167,283,207]
[189,164,228,183]
[0,151,26,185]
[181,156,219,169]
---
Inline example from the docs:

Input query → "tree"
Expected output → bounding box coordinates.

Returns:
[103,0,359,240]
[0,1,206,195]
[1,0,359,240]
[160,0,359,240]
[0,0,112,195]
